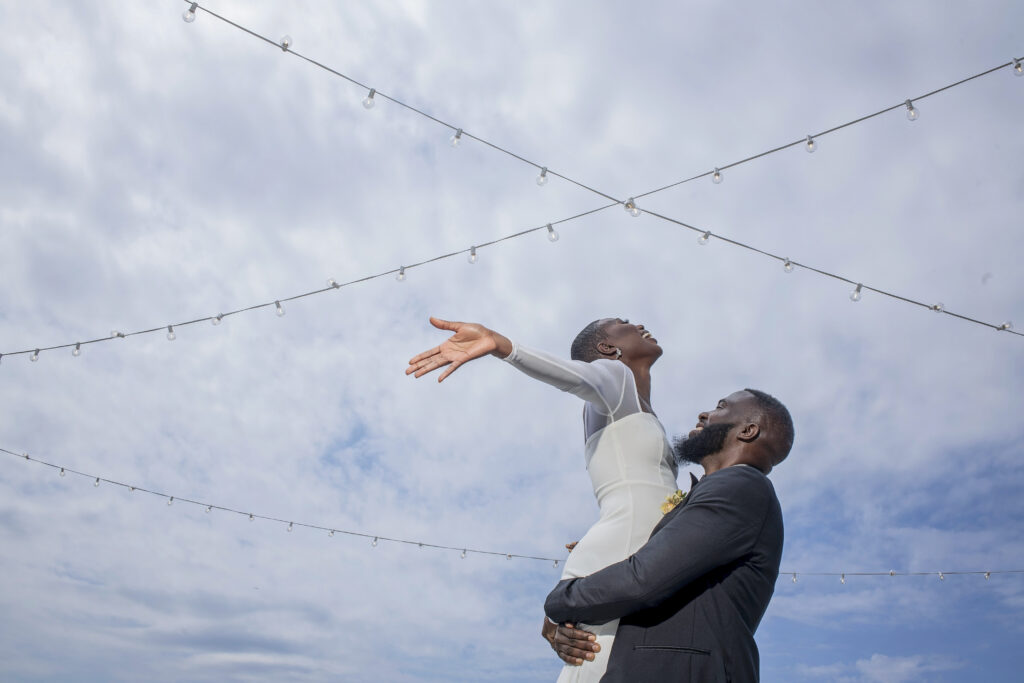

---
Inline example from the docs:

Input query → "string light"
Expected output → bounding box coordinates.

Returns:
[1014,58,1022,76]
[536,167,548,186]
[999,321,1013,331]
[327,279,340,289]
[931,303,944,312]
[546,224,559,242]
[275,300,285,317]
[72,343,81,357]
[698,231,711,245]
[783,259,794,273]
[7,446,1024,575]
[939,572,945,580]
[30,349,40,362]
[805,135,816,153]
[211,314,223,326]
[840,573,846,584]
[111,331,125,339]
[850,283,863,302]
[461,549,467,559]
[185,2,1021,224]
[396,266,406,282]
[712,168,723,184]
[362,88,376,109]
[468,246,478,264]
[182,2,197,23]
[166,325,176,341]
[905,99,919,121]
[624,198,641,217]
[167,496,174,506]
[450,128,463,147]
[280,35,292,52]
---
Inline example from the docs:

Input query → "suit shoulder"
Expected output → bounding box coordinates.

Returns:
[698,466,778,505]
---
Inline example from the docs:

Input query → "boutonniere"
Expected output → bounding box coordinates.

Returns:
[660,489,687,515]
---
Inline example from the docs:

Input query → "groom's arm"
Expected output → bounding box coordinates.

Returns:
[545,467,772,626]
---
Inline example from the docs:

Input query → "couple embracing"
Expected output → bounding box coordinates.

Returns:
[408,316,794,682]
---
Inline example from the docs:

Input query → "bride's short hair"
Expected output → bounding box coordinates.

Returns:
[570,320,608,362]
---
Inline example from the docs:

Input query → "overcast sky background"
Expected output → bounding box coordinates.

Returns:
[1,1,1022,681]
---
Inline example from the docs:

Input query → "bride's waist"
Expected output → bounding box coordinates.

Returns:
[593,480,676,514]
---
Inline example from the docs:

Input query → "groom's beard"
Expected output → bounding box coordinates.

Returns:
[673,423,735,465]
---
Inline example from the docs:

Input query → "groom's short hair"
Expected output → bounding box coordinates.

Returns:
[570,320,608,362]
[744,388,795,463]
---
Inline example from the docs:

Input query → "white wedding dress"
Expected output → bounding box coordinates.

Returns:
[504,344,679,682]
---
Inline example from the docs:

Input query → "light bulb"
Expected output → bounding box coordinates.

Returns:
[182,2,197,23]
[468,246,477,264]
[905,99,918,121]
[805,135,816,153]
[783,259,794,273]
[167,497,174,506]
[889,570,895,576]
[624,198,640,217]
[985,572,991,579]
[327,278,340,289]
[130,486,135,492]
[553,559,559,568]
[506,554,512,560]
[212,314,223,325]
[698,231,711,245]
[280,35,292,51]
[72,343,81,357]
[329,530,335,537]
[287,522,293,532]
[536,167,548,186]
[206,505,212,513]
[939,572,945,580]
[60,468,66,477]
[930,303,944,312]
[275,300,285,317]
[166,325,176,341]
[418,543,423,548]
[249,513,255,521]
[111,330,125,338]
[460,549,467,559]
[372,537,378,547]
[712,168,722,184]
[94,477,100,487]
[546,224,559,242]
[450,128,463,147]
[396,266,406,282]
[999,321,1013,331]
[363,88,376,109]
[30,349,39,362]
[840,573,846,584]
[850,283,863,302]
[1014,59,1023,76]
[792,573,797,583]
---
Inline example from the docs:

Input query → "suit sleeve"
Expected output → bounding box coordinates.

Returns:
[545,467,772,625]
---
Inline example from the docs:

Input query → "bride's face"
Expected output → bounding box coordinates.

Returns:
[599,318,663,363]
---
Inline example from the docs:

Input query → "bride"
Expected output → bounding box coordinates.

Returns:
[407,316,679,682]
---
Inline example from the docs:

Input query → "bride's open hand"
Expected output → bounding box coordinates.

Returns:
[406,317,511,382]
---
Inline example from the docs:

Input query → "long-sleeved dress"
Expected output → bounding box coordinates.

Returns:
[503,343,678,682]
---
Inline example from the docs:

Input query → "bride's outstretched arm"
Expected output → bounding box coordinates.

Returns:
[406,317,513,383]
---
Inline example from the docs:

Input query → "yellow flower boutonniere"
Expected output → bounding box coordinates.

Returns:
[661,489,687,515]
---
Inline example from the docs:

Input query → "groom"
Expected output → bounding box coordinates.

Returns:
[544,388,794,682]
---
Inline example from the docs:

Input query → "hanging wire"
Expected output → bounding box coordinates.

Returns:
[6,446,1023,579]
[2,446,559,564]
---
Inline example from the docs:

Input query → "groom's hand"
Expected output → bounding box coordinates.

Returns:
[542,619,599,665]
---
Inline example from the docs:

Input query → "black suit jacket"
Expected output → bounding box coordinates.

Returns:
[545,465,783,682]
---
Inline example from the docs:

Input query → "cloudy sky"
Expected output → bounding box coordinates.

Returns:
[1,1,1022,681]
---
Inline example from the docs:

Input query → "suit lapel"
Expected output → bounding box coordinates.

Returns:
[650,472,701,536]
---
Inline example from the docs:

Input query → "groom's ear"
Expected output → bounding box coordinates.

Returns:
[737,422,760,443]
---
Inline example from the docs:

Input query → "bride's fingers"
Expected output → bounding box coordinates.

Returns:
[408,346,442,365]
[412,357,450,378]
[429,316,462,331]
[436,359,463,383]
